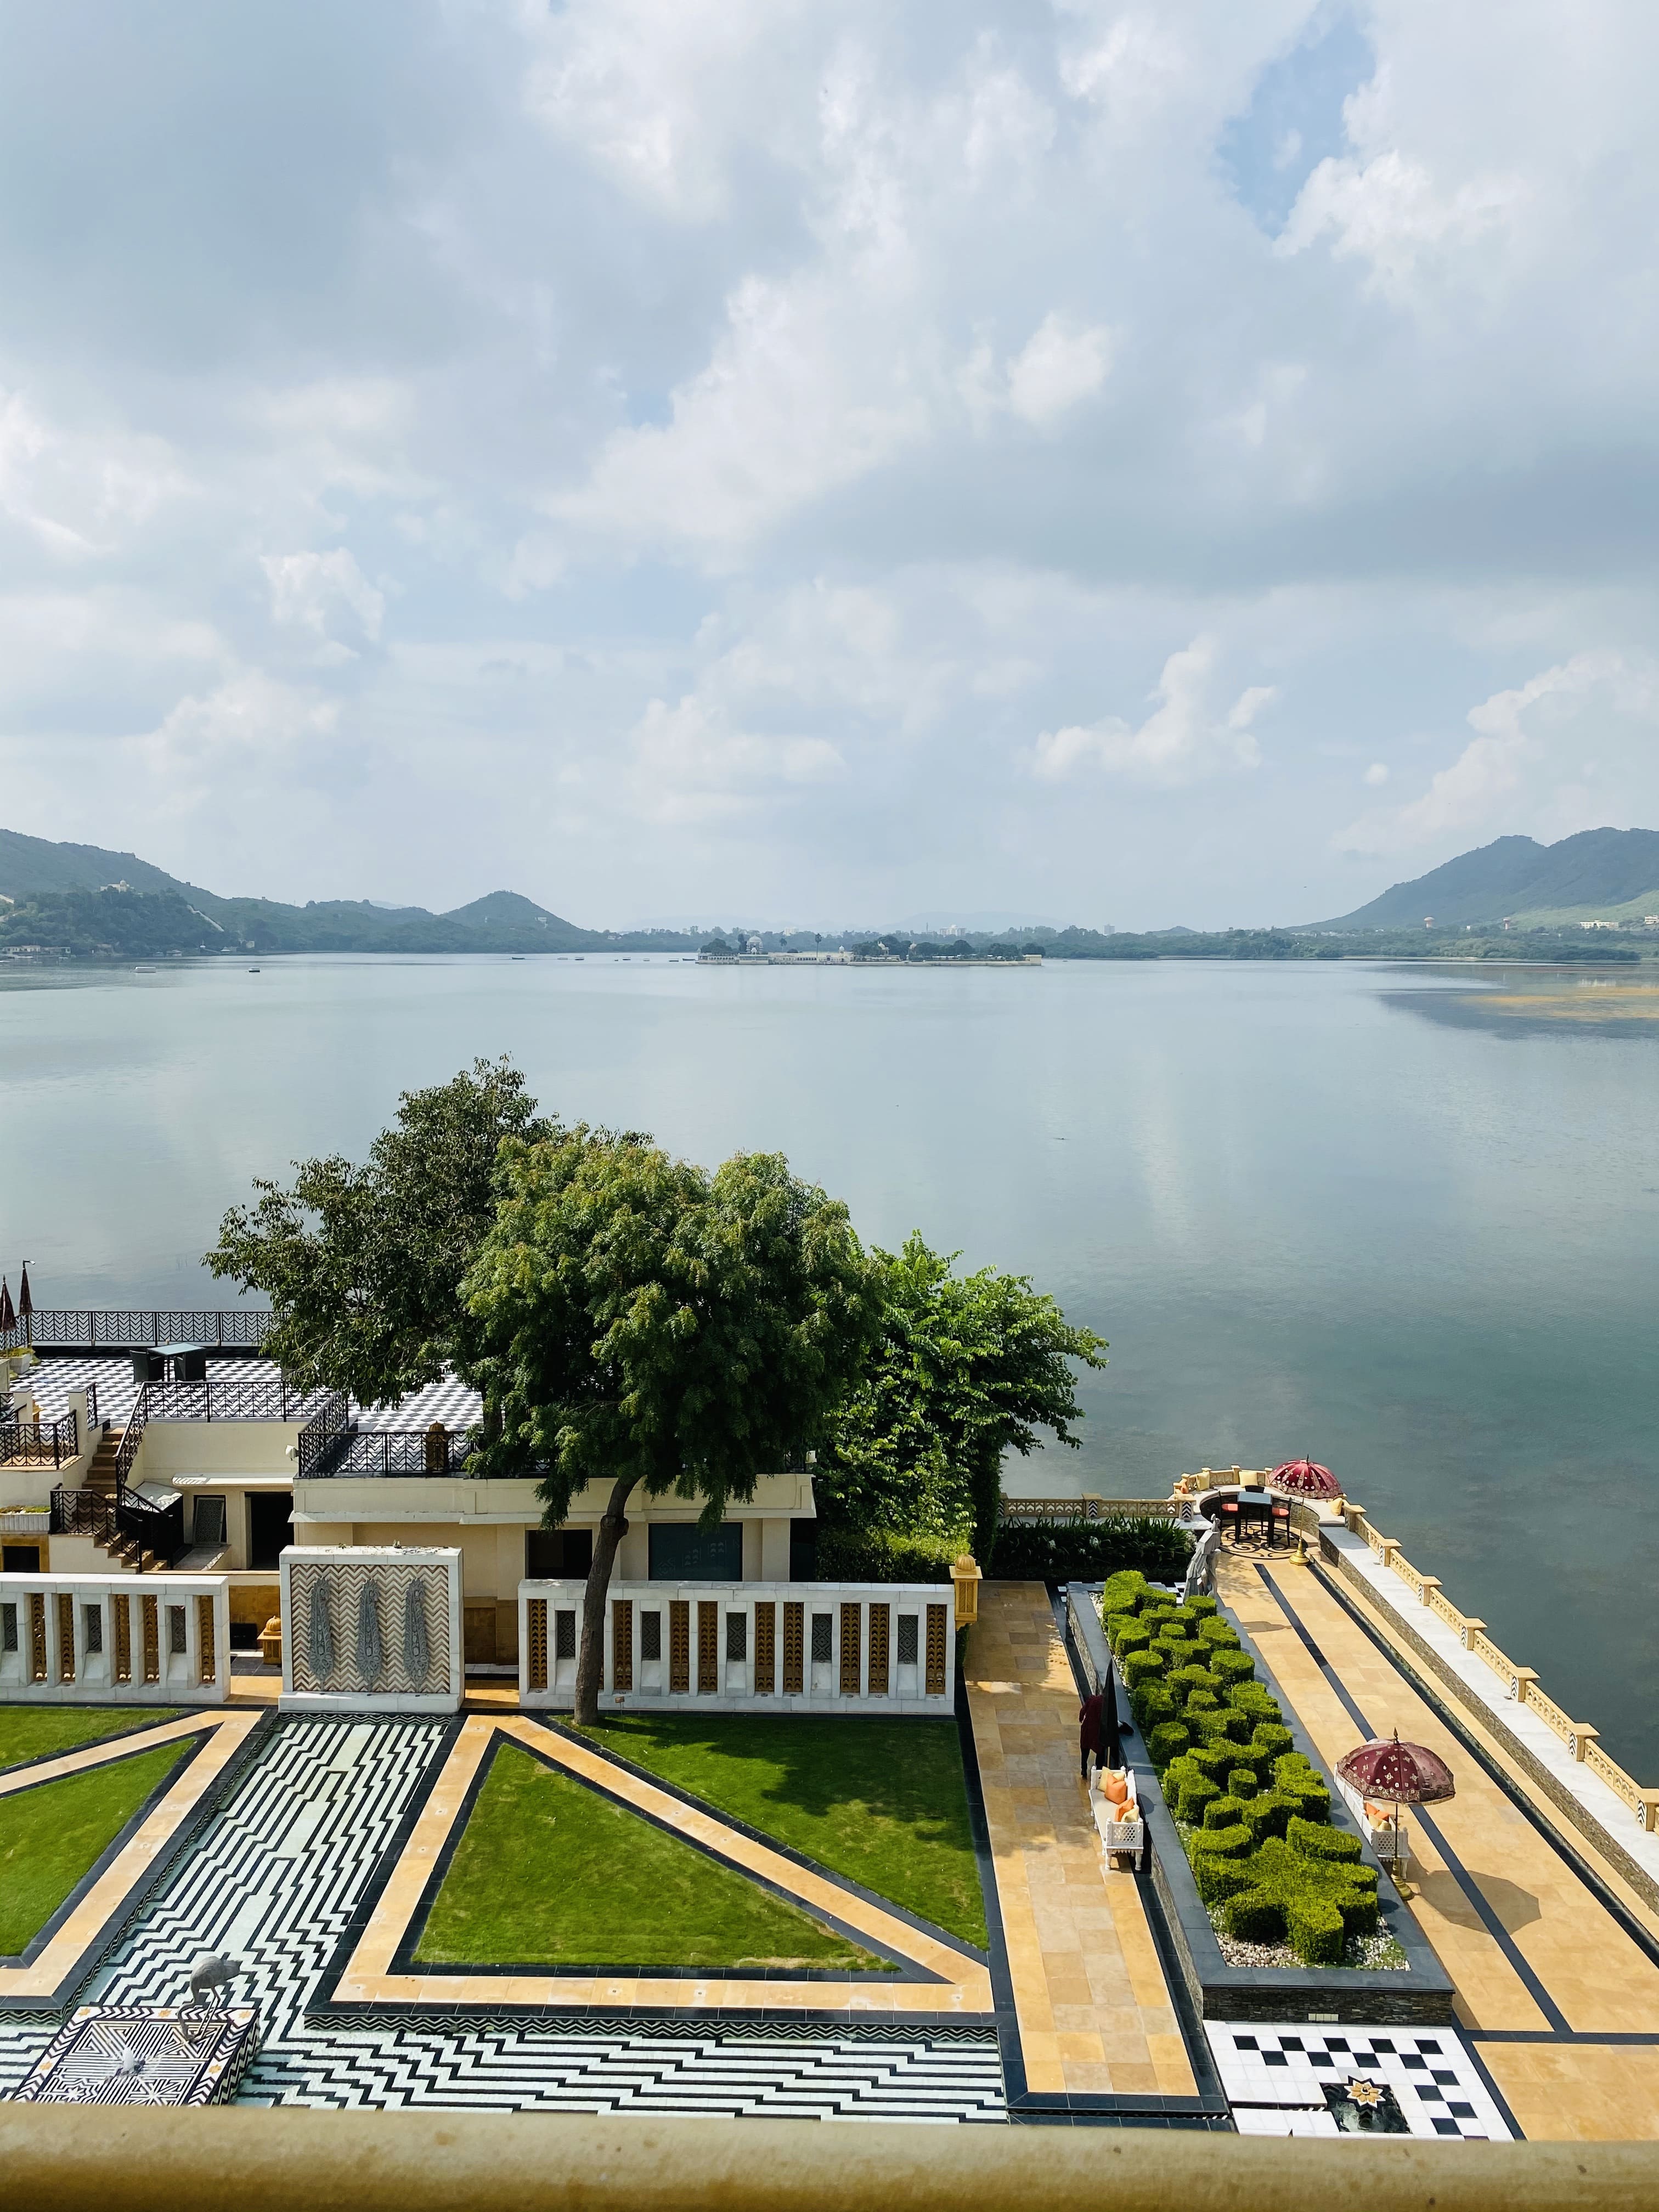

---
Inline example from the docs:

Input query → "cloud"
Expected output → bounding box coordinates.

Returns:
[630,694,843,824]
[1336,652,1656,855]
[262,549,386,652]
[1030,639,1276,787]
[1005,313,1115,428]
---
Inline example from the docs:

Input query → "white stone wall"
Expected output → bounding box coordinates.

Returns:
[518,1579,956,1716]
[0,1572,230,1703]
[279,1545,462,1714]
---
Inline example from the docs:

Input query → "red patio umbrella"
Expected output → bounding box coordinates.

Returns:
[1337,1730,1454,1866]
[1271,1455,1344,1500]
[0,1278,14,1334]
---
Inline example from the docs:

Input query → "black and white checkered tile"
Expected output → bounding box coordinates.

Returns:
[1206,2023,1511,2139]
[0,1718,1004,2121]
[356,1375,482,1432]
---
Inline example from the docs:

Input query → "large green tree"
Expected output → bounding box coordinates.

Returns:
[814,1232,1108,1559]
[206,1057,552,1408]
[461,1133,883,1723]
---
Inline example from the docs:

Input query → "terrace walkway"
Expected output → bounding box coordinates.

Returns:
[1216,1549,1659,2141]
[964,1582,1196,2106]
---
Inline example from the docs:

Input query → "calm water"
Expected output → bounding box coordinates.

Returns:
[3,955,1656,1773]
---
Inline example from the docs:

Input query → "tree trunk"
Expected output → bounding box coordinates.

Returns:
[573,1473,638,1726]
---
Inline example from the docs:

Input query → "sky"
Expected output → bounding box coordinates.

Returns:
[2,1,1657,932]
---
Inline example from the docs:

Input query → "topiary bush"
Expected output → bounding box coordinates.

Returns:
[1210,1649,1255,1685]
[1202,1793,1246,1831]
[1202,1831,1380,1966]
[1121,1650,1165,1689]
[1147,1720,1190,1767]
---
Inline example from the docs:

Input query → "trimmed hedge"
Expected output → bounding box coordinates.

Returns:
[812,1525,957,1582]
[989,1515,1192,1586]
[1102,1572,1373,1967]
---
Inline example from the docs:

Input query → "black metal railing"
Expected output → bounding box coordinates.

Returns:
[0,1307,272,1355]
[0,1408,78,1467]
[50,1484,117,1544]
[306,1425,479,1479]
[140,1375,323,1424]
[112,1391,148,1492]
[295,1391,352,1477]
[116,1483,183,1566]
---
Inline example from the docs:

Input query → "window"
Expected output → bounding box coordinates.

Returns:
[641,1610,662,1661]
[1,1602,15,1652]
[526,1528,593,1579]
[167,1605,188,1654]
[648,1522,742,1581]
[191,1496,227,1549]
[83,1605,103,1654]
[810,1612,832,1664]
[555,1610,577,1661]
[725,1611,747,1662]
[898,1613,919,1665]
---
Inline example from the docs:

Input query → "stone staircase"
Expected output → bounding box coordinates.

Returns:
[77,1425,168,1572]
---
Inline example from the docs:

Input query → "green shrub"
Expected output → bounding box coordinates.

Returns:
[1271,1757,1331,1824]
[1284,1891,1348,1967]
[1210,1650,1255,1686]
[1183,1595,1218,1620]
[1102,1570,1148,1612]
[1237,1792,1295,1846]
[813,1525,958,1582]
[1221,1892,1284,1944]
[1228,1683,1278,1724]
[1147,1721,1190,1768]
[1250,1723,1295,1764]
[1202,1793,1245,1831]
[1130,1680,1174,1731]
[1162,1754,1199,1809]
[1183,1689,1220,1716]
[1228,1767,1259,1800]
[1175,1772,1217,1822]
[1167,1663,1214,1706]
[1192,1708,1250,1748]
[988,1516,1192,1585]
[1287,1816,1361,1862]
[1197,1616,1237,1646]
[1121,1650,1165,1689]
[1111,1620,1153,1658]
[1189,1821,1252,1864]
[1189,1743,1238,1786]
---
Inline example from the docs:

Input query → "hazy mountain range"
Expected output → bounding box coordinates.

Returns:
[2,822,1655,958]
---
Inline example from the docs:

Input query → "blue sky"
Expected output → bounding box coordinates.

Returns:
[1,0,1656,929]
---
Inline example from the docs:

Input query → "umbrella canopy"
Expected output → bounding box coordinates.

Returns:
[1337,1731,1455,1807]
[16,1264,32,1318]
[0,1278,14,1333]
[1271,1455,1344,1500]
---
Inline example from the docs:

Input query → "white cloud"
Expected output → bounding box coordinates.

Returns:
[1005,313,1115,428]
[1363,762,1389,786]
[1030,639,1276,787]
[262,549,386,651]
[1336,652,1656,855]
[630,694,842,823]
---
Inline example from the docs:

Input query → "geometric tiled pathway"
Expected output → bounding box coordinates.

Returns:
[0,1717,1004,2120]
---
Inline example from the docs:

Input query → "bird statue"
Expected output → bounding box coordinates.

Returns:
[187,1950,241,2008]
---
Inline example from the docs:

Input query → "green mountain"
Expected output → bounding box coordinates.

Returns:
[0,828,694,956]
[1312,828,1659,931]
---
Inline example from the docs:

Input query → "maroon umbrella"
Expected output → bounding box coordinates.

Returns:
[1338,1731,1454,1864]
[16,1262,31,1344]
[1271,1455,1344,1500]
[0,1278,13,1334]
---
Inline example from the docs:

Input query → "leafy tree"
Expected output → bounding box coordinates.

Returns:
[461,1136,883,1723]
[814,1232,1107,1559]
[206,1057,552,1408]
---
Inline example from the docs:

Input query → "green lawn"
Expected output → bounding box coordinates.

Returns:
[0,1706,182,1773]
[0,1740,192,1954]
[581,1713,987,1948]
[414,1745,889,1972]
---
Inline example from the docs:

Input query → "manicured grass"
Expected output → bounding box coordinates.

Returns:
[0,1706,182,1773]
[582,1713,987,1948]
[414,1745,889,1972]
[0,1740,192,1954]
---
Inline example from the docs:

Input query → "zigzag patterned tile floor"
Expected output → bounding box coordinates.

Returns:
[0,1715,1005,2120]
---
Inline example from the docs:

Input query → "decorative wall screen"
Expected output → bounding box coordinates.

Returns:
[288,1561,452,1697]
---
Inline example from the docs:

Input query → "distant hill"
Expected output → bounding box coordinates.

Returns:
[0,828,693,955]
[1311,828,1659,930]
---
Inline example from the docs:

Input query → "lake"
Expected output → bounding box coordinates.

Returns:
[2,952,1655,1774]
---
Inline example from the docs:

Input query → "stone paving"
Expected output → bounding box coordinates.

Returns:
[964,1582,1194,2101]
